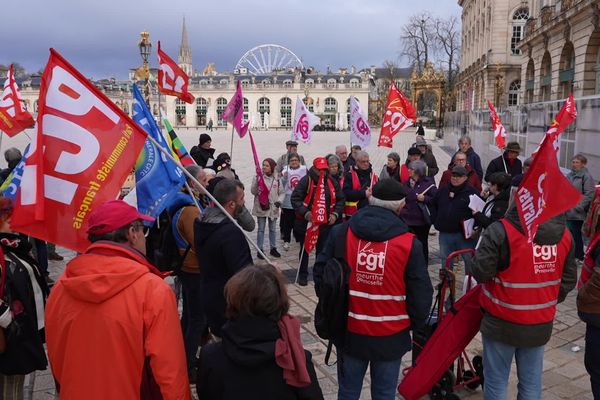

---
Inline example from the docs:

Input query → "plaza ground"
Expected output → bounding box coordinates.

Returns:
[13,127,592,399]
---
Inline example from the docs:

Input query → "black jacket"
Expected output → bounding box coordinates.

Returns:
[485,152,522,181]
[291,167,345,219]
[473,188,510,229]
[342,165,375,210]
[431,183,479,233]
[420,150,439,178]
[314,206,433,361]
[194,207,252,337]
[190,146,216,168]
[197,316,323,400]
[472,207,577,347]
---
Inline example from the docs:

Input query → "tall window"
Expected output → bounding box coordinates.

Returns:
[216,97,228,127]
[508,80,521,106]
[596,51,600,94]
[175,99,187,125]
[347,97,352,126]
[324,97,337,113]
[243,98,249,123]
[258,97,270,126]
[526,59,535,103]
[280,97,292,127]
[323,97,337,128]
[559,42,575,99]
[511,8,529,55]
[196,97,207,126]
[540,52,552,102]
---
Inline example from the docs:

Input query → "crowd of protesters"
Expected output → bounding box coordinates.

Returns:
[0,130,599,400]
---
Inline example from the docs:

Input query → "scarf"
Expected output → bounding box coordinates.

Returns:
[304,171,336,253]
[275,314,310,387]
[0,232,36,265]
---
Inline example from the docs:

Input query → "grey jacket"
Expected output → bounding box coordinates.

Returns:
[250,174,282,219]
[472,206,577,347]
[566,167,595,221]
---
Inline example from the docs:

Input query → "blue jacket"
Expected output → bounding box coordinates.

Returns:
[431,183,478,233]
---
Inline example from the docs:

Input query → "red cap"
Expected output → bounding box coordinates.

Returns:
[313,157,328,170]
[86,200,155,235]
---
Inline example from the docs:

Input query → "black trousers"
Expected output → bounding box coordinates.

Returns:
[409,224,431,264]
[280,208,296,243]
[585,323,600,399]
[293,220,332,280]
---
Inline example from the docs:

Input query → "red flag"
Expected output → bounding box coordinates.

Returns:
[223,81,249,138]
[516,134,582,242]
[157,41,195,104]
[11,49,148,253]
[304,171,328,253]
[0,65,35,136]
[378,82,416,148]
[487,100,507,149]
[547,93,577,141]
[249,131,270,208]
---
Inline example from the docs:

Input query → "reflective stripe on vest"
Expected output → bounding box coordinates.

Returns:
[578,232,600,288]
[480,219,571,325]
[345,228,413,336]
[343,169,377,217]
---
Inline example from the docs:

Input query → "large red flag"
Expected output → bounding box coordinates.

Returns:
[378,82,416,148]
[547,93,577,141]
[157,41,195,104]
[516,127,581,243]
[0,65,35,136]
[11,49,148,253]
[487,100,507,149]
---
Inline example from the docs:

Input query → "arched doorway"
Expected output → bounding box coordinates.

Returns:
[559,42,575,98]
[540,51,552,102]
[216,97,228,127]
[280,97,292,127]
[526,59,535,103]
[583,29,600,96]
[196,97,207,126]
[322,97,337,129]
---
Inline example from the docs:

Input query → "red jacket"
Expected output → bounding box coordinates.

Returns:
[439,164,482,193]
[345,229,413,336]
[45,242,190,400]
[481,220,571,325]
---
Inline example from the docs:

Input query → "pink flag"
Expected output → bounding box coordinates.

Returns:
[249,131,270,208]
[223,81,249,138]
[487,100,507,149]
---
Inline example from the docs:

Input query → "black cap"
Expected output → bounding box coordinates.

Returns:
[200,133,212,146]
[372,179,407,201]
[286,140,298,146]
[407,147,421,156]
[451,165,468,176]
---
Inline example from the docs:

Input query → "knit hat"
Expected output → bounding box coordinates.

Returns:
[372,179,407,201]
[199,133,212,146]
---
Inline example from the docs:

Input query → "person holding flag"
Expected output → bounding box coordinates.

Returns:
[291,157,344,286]
[343,151,378,219]
[251,158,283,260]
[484,142,523,182]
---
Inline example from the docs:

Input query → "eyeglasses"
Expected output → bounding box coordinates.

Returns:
[130,222,150,237]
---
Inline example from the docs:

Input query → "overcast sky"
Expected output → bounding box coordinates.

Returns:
[2,0,461,80]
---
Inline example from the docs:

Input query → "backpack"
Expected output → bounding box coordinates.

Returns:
[314,222,350,365]
[148,206,192,273]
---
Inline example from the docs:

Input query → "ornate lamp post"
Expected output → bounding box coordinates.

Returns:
[138,31,152,107]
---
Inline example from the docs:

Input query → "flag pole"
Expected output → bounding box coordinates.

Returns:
[144,133,272,264]
[294,246,306,284]
[229,125,235,159]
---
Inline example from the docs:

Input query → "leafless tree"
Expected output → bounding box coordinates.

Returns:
[400,14,436,73]
[434,16,461,92]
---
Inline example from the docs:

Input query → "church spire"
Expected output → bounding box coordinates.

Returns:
[178,16,193,76]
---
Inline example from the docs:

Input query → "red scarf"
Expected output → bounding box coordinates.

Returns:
[275,314,311,387]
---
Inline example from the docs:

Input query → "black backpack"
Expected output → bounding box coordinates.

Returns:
[147,207,191,273]
[314,223,350,365]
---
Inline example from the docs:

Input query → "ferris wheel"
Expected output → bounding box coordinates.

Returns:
[235,44,304,75]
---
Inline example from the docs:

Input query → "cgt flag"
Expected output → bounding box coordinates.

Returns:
[157,41,195,104]
[378,82,416,148]
[0,65,35,136]
[222,81,249,138]
[11,49,147,253]
[349,96,371,148]
[516,126,582,243]
[487,100,507,149]
[132,85,185,219]
[292,96,320,144]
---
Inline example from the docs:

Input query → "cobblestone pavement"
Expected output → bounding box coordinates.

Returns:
[29,129,591,399]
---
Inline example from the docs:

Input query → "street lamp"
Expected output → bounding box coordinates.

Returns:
[138,31,152,107]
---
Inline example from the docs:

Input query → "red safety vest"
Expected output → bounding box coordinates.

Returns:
[480,219,571,325]
[578,231,600,288]
[345,228,413,336]
[343,169,378,217]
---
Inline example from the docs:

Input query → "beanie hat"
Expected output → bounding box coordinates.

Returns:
[372,179,406,201]
[199,133,212,146]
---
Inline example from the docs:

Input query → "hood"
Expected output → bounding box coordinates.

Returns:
[60,242,151,304]
[195,206,229,246]
[349,205,409,242]
[569,166,589,178]
[504,205,567,245]
[222,317,279,367]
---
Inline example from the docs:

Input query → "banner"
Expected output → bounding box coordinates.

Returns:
[349,96,371,148]
[222,80,249,138]
[248,131,270,208]
[132,85,185,219]
[162,112,195,166]
[0,144,29,200]
[292,96,320,144]
[516,106,581,242]
[157,41,195,104]
[0,65,35,136]
[487,100,507,149]
[11,49,147,252]
[378,82,416,148]
[304,172,328,253]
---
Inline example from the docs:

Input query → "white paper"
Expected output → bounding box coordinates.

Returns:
[462,218,475,239]
[469,194,486,213]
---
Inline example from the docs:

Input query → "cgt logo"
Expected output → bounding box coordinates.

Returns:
[532,244,557,265]
[356,239,388,276]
